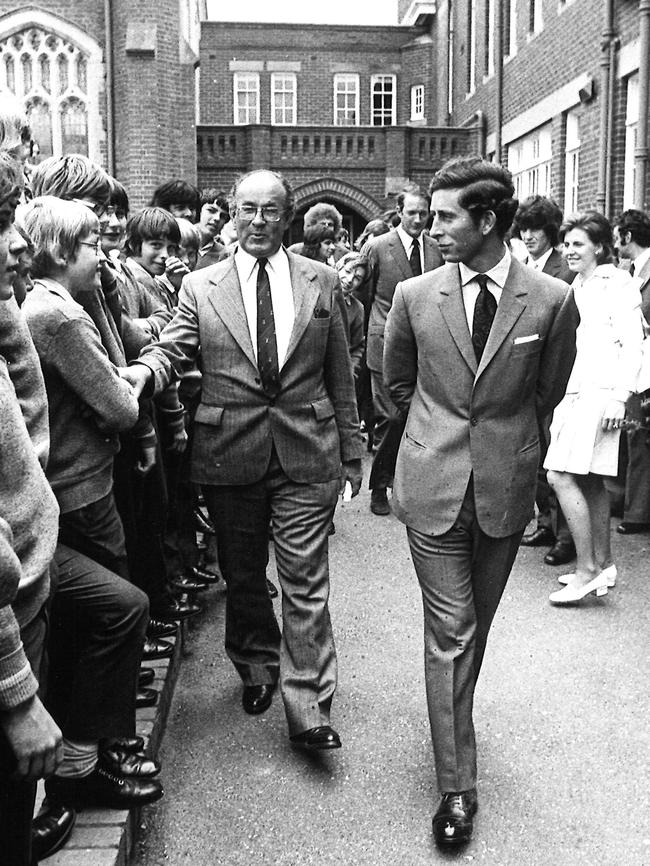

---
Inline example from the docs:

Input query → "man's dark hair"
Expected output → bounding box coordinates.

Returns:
[615,208,650,248]
[513,195,564,247]
[150,179,200,218]
[559,210,615,265]
[199,187,229,211]
[125,207,181,256]
[229,170,296,222]
[429,155,518,239]
[396,183,430,211]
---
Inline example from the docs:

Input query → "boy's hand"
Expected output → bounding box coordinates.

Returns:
[165,257,190,291]
[0,696,63,781]
[134,444,157,475]
[118,364,152,399]
[167,427,188,454]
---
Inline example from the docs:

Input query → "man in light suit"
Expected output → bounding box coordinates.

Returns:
[513,195,576,566]
[361,185,442,515]
[384,157,578,847]
[614,209,650,535]
[125,170,363,750]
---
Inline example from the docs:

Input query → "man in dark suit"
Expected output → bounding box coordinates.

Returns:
[614,209,650,534]
[384,158,578,847]
[361,185,442,515]
[513,195,576,566]
[124,170,363,751]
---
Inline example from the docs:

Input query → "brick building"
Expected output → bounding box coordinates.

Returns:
[0,0,203,207]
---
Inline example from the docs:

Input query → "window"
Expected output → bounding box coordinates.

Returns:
[528,0,543,35]
[467,0,477,93]
[233,73,259,125]
[371,75,396,126]
[623,73,639,209]
[503,0,517,58]
[508,125,552,200]
[271,73,296,125]
[564,110,580,215]
[484,0,495,77]
[333,74,359,126]
[410,84,425,121]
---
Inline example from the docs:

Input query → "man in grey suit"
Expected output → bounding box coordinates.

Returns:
[384,158,578,847]
[361,185,442,515]
[614,209,650,534]
[125,170,363,751]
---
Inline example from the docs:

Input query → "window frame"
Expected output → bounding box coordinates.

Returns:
[270,72,297,126]
[333,73,360,127]
[507,124,553,201]
[370,74,396,126]
[410,84,425,121]
[233,71,260,125]
[563,109,581,215]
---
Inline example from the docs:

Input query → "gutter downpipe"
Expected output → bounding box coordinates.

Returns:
[634,0,650,209]
[104,0,115,176]
[494,0,504,163]
[596,0,615,215]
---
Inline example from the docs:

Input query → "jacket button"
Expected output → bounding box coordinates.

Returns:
[470,416,478,427]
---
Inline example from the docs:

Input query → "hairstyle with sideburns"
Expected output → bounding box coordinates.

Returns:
[228,169,296,223]
[512,195,564,247]
[429,155,518,239]
[559,210,615,265]
[20,196,99,278]
[614,209,650,249]
[125,207,181,256]
[30,154,111,206]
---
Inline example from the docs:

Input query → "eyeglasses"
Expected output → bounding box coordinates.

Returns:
[236,206,283,223]
[78,240,102,255]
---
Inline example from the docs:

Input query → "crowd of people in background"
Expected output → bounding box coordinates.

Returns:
[0,90,648,863]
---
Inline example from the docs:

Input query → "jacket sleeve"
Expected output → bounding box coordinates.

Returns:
[383,283,418,415]
[536,285,579,419]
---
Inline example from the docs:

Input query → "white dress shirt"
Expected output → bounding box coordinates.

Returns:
[396,224,425,273]
[234,245,295,368]
[526,246,554,271]
[458,245,511,332]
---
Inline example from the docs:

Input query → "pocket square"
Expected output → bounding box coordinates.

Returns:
[513,334,540,345]
[313,307,330,319]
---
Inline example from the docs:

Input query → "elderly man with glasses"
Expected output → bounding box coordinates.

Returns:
[125,169,363,751]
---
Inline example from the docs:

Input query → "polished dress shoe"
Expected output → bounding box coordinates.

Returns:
[290,725,342,750]
[266,579,278,599]
[46,765,163,810]
[549,572,608,605]
[138,667,155,688]
[616,521,650,534]
[153,597,202,622]
[544,540,576,566]
[100,735,145,754]
[242,683,275,715]
[432,789,478,847]
[559,563,617,587]
[147,618,177,639]
[100,747,161,778]
[136,687,158,708]
[193,507,216,535]
[520,526,555,547]
[32,798,76,861]
[142,636,173,661]
[370,488,390,516]
[191,565,221,584]
[169,574,210,593]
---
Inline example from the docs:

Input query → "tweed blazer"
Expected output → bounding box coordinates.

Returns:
[542,248,574,284]
[384,257,579,537]
[138,250,363,485]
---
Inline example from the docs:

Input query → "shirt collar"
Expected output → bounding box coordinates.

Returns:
[234,245,288,281]
[459,245,511,289]
[529,246,554,270]
[34,277,77,305]
[396,224,424,250]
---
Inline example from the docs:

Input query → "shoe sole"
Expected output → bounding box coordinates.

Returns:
[33,813,76,861]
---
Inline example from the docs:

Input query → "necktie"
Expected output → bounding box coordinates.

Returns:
[256,258,280,397]
[409,237,422,277]
[630,262,636,277]
[472,274,497,363]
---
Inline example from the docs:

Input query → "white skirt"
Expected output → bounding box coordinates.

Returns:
[543,389,621,476]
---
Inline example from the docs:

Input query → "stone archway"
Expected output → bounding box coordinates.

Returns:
[290,177,384,245]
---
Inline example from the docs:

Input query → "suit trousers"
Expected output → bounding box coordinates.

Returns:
[406,481,522,793]
[369,368,404,490]
[202,451,340,735]
[623,421,650,523]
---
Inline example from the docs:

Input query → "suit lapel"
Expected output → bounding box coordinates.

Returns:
[438,266,477,375]
[388,233,414,281]
[283,253,320,368]
[422,235,438,272]
[476,259,528,378]
[206,259,257,370]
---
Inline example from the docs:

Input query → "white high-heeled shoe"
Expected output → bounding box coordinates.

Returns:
[549,572,608,605]
[558,564,617,587]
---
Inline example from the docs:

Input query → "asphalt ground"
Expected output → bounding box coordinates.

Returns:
[135,461,650,866]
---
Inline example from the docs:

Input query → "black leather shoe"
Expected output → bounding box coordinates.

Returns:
[142,636,174,661]
[290,725,342,750]
[193,507,216,535]
[520,526,555,547]
[432,789,478,847]
[46,765,163,810]
[266,579,278,599]
[32,799,76,861]
[153,597,202,622]
[136,687,158,708]
[100,735,145,754]
[191,565,221,584]
[242,683,275,715]
[616,521,650,534]
[169,574,210,593]
[138,667,155,688]
[544,540,576,566]
[100,747,161,778]
[147,618,177,639]
[370,488,390,515]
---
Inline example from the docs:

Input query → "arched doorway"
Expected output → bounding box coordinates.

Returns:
[288,177,384,247]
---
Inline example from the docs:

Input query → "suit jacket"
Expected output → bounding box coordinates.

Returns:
[138,250,363,486]
[541,248,574,284]
[384,257,579,538]
[362,230,442,372]
[635,254,650,320]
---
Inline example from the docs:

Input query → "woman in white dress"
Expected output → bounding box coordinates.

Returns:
[545,211,643,605]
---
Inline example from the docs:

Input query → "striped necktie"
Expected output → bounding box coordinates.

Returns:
[256,257,280,397]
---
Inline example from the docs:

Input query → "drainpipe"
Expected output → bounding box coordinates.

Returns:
[494,0,504,162]
[460,110,486,157]
[634,0,650,209]
[596,0,615,215]
[104,0,115,175]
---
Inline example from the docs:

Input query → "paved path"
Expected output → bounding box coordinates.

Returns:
[134,464,650,866]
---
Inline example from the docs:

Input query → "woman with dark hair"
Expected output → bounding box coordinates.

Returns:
[300,224,337,265]
[546,211,643,605]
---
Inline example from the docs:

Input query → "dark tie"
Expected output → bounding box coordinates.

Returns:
[630,262,636,277]
[472,274,497,363]
[409,237,422,277]
[256,258,280,397]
